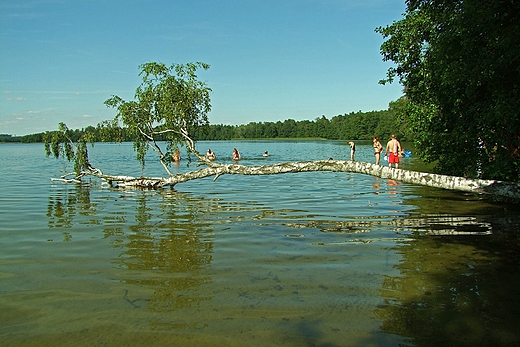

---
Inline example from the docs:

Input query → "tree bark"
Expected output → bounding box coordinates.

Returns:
[61,159,520,201]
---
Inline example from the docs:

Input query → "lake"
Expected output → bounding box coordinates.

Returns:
[1,140,519,347]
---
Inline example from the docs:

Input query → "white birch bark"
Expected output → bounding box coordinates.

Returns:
[60,159,520,200]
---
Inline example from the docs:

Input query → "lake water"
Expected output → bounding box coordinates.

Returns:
[1,141,519,347]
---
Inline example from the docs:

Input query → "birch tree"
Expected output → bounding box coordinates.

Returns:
[44,62,520,201]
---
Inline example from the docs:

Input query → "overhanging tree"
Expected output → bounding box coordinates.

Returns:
[44,61,520,200]
[376,0,520,181]
[103,61,212,175]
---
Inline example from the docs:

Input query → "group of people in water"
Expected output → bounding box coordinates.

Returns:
[172,147,267,163]
[173,135,406,168]
[215,148,269,161]
[210,148,269,161]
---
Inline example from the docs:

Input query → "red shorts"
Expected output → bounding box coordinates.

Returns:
[389,152,400,164]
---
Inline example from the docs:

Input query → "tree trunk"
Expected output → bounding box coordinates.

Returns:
[64,160,520,201]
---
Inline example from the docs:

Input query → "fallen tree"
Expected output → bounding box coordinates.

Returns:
[51,157,520,201]
[45,62,520,202]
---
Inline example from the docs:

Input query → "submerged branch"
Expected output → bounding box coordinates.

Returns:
[64,160,520,200]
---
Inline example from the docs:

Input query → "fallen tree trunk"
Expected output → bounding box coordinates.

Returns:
[54,159,520,201]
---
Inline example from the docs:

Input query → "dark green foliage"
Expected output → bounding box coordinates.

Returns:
[1,133,44,143]
[0,134,20,142]
[192,107,405,141]
[376,0,520,181]
[34,104,406,145]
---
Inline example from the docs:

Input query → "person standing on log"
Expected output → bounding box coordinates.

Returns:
[385,135,402,169]
[373,137,383,165]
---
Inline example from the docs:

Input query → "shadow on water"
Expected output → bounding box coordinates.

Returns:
[377,232,520,347]
[372,185,520,347]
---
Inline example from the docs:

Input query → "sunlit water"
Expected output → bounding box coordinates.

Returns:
[1,141,519,347]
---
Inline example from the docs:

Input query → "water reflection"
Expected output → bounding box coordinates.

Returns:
[282,215,493,236]
[376,190,520,347]
[46,186,218,316]
[47,185,96,241]
[378,230,520,347]
[47,185,94,229]
[122,191,214,313]
[42,182,520,345]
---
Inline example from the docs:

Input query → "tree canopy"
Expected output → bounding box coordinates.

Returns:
[376,0,520,181]
[102,61,212,175]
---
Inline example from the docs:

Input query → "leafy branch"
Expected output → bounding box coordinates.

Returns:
[44,122,97,180]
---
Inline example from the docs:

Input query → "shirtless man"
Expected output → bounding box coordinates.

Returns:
[385,135,402,169]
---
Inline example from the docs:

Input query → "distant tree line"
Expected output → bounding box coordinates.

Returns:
[0,132,46,143]
[2,97,411,144]
[194,98,408,141]
[1,127,98,144]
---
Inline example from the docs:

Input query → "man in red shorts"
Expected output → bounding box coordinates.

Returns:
[385,134,402,169]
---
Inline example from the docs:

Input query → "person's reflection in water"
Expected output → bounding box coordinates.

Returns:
[387,179,400,195]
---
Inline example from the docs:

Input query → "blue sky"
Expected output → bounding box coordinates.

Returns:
[0,0,405,136]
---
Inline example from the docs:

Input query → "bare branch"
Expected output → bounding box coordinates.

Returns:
[137,127,155,142]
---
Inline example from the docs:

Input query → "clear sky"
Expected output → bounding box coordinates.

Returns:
[0,0,405,136]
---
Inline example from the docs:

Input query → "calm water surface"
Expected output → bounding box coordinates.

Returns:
[1,141,519,347]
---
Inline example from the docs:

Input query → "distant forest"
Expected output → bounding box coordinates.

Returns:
[2,98,410,144]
